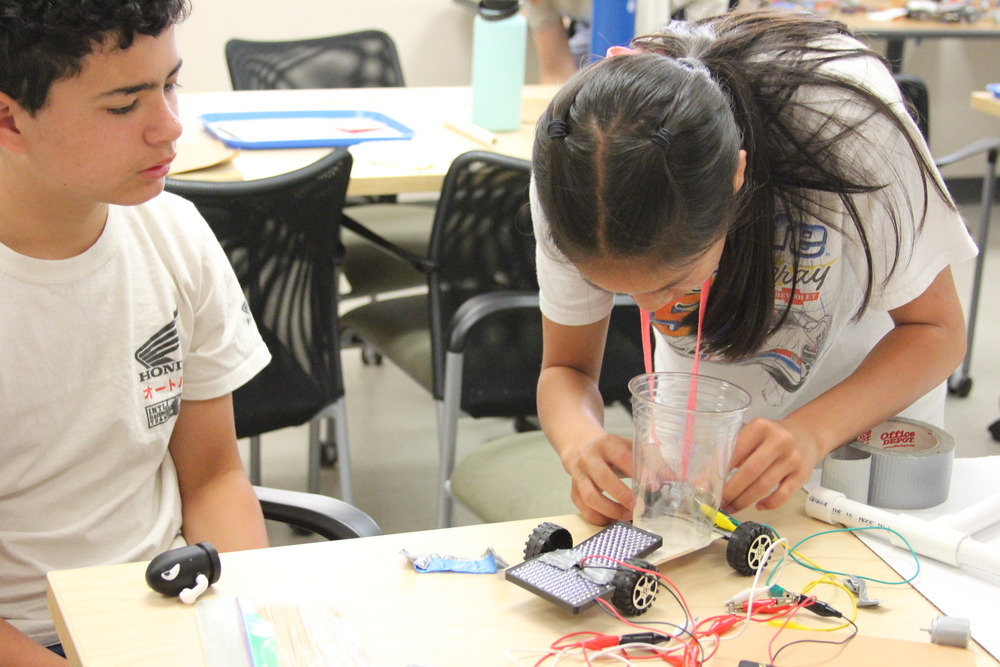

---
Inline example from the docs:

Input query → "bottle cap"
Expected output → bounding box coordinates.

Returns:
[479,0,521,21]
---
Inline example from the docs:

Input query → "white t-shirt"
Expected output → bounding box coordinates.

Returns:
[0,192,270,646]
[533,41,977,427]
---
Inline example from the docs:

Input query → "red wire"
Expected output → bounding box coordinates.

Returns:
[579,555,694,622]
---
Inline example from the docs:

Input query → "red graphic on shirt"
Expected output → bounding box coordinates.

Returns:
[775,287,820,305]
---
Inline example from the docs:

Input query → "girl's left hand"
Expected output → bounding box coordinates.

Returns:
[721,417,823,513]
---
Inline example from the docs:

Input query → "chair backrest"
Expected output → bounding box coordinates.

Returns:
[426,151,644,413]
[894,72,930,141]
[165,150,353,437]
[225,30,405,91]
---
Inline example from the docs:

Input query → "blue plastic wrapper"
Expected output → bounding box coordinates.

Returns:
[400,547,508,574]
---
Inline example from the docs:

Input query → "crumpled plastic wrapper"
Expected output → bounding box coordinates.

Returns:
[400,547,509,574]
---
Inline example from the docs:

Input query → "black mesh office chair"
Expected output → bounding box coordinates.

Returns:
[893,74,1000,401]
[165,149,355,501]
[340,151,644,526]
[224,30,426,302]
[894,74,1000,440]
[225,30,404,90]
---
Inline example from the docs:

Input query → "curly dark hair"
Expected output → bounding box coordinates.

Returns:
[0,0,191,114]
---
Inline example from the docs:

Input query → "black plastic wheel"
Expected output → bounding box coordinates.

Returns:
[989,419,1000,443]
[726,522,777,576]
[523,522,573,560]
[610,558,659,617]
[948,375,973,398]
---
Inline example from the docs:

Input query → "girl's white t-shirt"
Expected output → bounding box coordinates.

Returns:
[533,40,977,426]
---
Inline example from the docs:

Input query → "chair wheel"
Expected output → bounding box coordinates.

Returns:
[610,558,658,616]
[320,442,338,468]
[948,375,973,397]
[989,419,1000,443]
[361,345,382,365]
[726,522,777,576]
[524,522,573,560]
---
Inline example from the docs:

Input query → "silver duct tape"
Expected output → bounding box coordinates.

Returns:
[820,445,872,503]
[820,417,954,511]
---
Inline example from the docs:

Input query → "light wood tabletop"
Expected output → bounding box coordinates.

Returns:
[971,90,1000,119]
[170,85,558,198]
[47,492,995,666]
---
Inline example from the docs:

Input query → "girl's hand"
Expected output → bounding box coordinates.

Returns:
[721,417,823,513]
[563,432,635,525]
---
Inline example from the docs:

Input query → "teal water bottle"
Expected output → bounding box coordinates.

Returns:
[471,0,527,132]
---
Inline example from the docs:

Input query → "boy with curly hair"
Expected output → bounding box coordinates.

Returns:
[0,2,271,661]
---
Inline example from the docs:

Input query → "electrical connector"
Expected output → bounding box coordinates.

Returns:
[619,632,670,645]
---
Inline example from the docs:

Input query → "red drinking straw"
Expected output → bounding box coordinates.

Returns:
[640,277,712,477]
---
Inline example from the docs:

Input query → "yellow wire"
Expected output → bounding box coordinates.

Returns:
[766,574,858,631]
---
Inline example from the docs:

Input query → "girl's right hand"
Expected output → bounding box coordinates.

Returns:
[563,432,635,525]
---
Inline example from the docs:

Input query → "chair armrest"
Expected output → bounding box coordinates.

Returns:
[448,292,638,354]
[448,291,541,353]
[341,212,437,274]
[933,137,1000,169]
[254,486,382,540]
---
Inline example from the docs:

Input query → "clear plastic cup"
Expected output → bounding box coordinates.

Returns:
[629,372,751,557]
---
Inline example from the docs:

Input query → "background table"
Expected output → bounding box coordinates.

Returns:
[47,493,996,666]
[172,86,557,198]
[833,13,1000,72]
[972,90,1000,118]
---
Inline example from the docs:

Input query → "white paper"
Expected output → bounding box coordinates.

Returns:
[806,457,1000,659]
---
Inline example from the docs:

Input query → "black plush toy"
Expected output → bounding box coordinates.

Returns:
[144,542,221,604]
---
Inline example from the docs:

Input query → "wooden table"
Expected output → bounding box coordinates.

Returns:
[47,493,996,666]
[972,90,1000,118]
[171,85,558,198]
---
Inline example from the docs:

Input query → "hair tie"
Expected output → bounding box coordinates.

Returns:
[548,119,570,139]
[651,128,673,151]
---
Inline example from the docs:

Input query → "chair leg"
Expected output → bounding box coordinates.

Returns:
[249,434,262,486]
[435,351,465,528]
[308,401,353,503]
[949,147,998,397]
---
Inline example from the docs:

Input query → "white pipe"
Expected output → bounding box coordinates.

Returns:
[805,486,1000,580]
[933,493,1000,535]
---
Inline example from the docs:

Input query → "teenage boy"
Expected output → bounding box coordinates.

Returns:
[0,2,271,663]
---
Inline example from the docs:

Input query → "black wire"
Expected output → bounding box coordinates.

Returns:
[770,617,859,663]
[582,562,705,665]
[596,601,707,665]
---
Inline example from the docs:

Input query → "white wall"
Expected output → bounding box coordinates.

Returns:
[176,1,1000,178]
[175,0,529,92]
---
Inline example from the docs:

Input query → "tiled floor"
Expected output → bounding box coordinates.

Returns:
[251,194,1000,546]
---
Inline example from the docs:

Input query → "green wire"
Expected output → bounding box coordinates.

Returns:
[771,525,921,586]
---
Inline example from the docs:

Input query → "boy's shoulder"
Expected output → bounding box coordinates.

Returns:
[110,190,218,268]
[115,190,209,241]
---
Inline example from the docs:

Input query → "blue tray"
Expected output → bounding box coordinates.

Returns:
[987,83,1000,99]
[200,110,415,149]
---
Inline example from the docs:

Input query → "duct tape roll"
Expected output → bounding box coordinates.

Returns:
[820,417,954,511]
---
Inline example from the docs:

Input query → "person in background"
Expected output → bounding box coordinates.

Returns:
[524,0,592,83]
[524,0,733,84]
[531,10,976,525]
[0,2,271,663]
